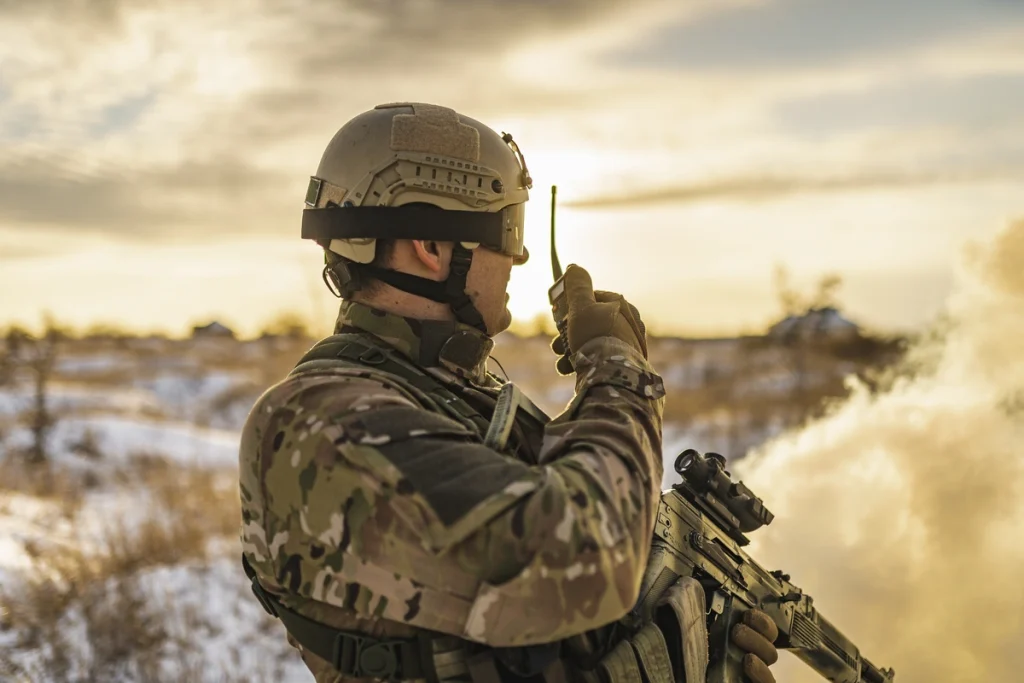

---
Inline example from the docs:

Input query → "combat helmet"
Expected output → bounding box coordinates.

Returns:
[301,102,532,332]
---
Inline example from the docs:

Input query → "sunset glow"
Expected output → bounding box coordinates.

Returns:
[2,0,1022,337]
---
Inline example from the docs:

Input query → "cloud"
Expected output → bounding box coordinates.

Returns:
[773,71,1024,137]
[0,0,1020,260]
[563,168,1024,208]
[612,0,1024,71]
[0,155,292,237]
[0,0,675,242]
[0,243,57,261]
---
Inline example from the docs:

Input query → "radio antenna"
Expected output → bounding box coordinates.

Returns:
[550,185,562,281]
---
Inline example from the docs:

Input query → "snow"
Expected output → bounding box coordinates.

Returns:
[136,560,309,682]
[0,340,283,681]
[0,362,255,443]
[0,384,163,419]
[0,494,72,577]
[735,371,801,394]
[56,355,125,374]
[0,554,310,683]
[4,416,239,468]
[769,307,859,340]
[660,362,706,389]
[134,371,241,412]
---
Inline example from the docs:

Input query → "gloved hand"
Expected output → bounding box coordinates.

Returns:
[731,609,780,683]
[551,265,648,374]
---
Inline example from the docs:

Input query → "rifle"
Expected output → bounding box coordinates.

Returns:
[627,449,895,683]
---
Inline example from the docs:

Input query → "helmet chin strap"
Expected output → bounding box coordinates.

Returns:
[332,244,489,334]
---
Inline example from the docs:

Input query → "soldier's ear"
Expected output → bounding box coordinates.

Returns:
[411,237,456,278]
[411,239,444,274]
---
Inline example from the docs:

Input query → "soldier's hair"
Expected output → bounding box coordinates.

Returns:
[352,203,443,299]
[353,239,396,298]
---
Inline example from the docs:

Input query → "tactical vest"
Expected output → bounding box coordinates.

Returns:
[244,332,703,683]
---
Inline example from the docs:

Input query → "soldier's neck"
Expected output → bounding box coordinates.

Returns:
[338,296,495,384]
[352,288,456,325]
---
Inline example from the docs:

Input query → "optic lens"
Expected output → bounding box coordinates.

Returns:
[674,450,696,474]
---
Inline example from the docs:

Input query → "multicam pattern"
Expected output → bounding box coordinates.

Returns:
[239,301,666,680]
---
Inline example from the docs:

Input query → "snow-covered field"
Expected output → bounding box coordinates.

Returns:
[0,338,311,682]
[0,332,883,682]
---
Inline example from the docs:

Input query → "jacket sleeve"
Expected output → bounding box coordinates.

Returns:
[239,336,665,647]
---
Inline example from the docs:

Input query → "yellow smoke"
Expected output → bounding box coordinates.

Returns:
[737,220,1024,682]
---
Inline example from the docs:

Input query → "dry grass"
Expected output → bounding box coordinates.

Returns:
[0,457,87,518]
[0,454,256,683]
[119,452,242,555]
[0,552,169,682]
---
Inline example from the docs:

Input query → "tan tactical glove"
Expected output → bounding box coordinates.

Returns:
[731,609,780,683]
[551,265,649,374]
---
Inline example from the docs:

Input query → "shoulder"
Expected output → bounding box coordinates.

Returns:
[239,366,424,499]
[258,366,421,420]
[238,366,464,565]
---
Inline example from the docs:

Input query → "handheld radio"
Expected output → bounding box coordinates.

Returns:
[547,185,570,356]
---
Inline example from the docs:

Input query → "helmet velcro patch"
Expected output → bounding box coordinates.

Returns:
[390,103,480,162]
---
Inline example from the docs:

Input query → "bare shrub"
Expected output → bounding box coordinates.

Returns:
[0,457,246,682]
[132,454,240,543]
[773,264,844,316]
[88,454,242,572]
[250,337,314,388]
[0,538,166,682]
[0,457,85,518]
[259,311,316,340]
[68,427,104,460]
[205,381,263,428]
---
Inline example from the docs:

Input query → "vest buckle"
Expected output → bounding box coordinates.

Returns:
[333,632,402,680]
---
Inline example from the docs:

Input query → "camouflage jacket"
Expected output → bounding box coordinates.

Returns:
[239,301,667,681]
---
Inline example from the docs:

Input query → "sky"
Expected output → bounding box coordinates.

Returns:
[1,0,1022,337]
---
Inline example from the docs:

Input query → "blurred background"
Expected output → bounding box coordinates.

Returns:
[1,1,1022,681]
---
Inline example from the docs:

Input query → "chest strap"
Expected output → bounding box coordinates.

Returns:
[244,555,431,681]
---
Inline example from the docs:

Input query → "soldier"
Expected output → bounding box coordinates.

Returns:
[239,103,779,683]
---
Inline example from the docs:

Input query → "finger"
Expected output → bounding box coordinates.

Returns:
[610,299,648,359]
[743,609,779,644]
[593,290,622,303]
[623,301,647,340]
[731,624,779,666]
[556,355,575,376]
[563,264,596,312]
[742,654,776,683]
[551,334,567,356]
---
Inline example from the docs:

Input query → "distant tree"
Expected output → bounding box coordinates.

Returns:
[773,264,805,317]
[83,321,133,340]
[0,330,18,386]
[6,324,60,465]
[28,328,60,465]
[522,312,557,338]
[771,267,846,415]
[3,326,30,387]
[41,314,74,342]
[809,274,843,310]
[773,264,844,315]
[260,312,313,339]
